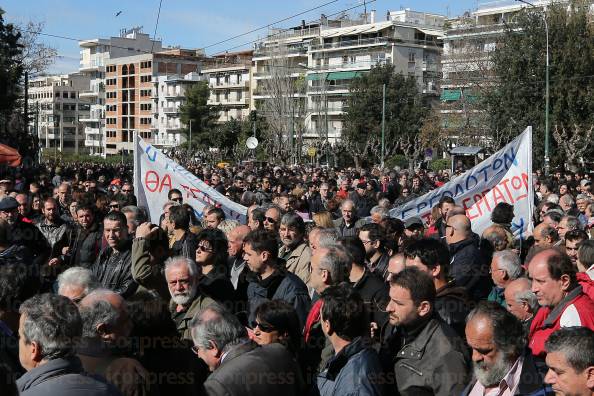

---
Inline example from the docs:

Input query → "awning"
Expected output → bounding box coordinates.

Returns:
[307,71,363,81]
[449,146,483,155]
[0,144,21,167]
[440,89,462,101]
[417,27,445,39]
[320,21,393,38]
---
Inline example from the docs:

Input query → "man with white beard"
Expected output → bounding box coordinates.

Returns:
[462,301,550,395]
[164,256,215,342]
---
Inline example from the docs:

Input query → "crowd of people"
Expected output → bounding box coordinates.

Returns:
[0,161,593,396]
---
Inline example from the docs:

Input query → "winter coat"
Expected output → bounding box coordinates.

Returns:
[435,280,472,339]
[247,268,311,330]
[449,238,490,301]
[279,241,312,286]
[333,217,366,238]
[16,356,120,396]
[69,223,103,268]
[170,231,198,260]
[91,240,138,298]
[35,218,72,258]
[202,341,304,396]
[11,218,51,267]
[352,269,389,326]
[169,292,216,342]
[317,337,387,396]
[529,285,594,358]
[381,316,470,396]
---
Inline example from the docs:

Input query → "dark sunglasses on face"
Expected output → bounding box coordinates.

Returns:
[172,197,183,202]
[251,321,276,333]
[264,216,276,224]
[122,189,133,193]
[197,244,213,253]
[109,204,119,208]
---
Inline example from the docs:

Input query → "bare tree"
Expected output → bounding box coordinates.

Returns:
[553,124,593,171]
[16,20,57,76]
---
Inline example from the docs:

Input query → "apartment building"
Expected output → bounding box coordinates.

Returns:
[304,9,445,142]
[28,73,91,154]
[440,0,560,144]
[152,72,202,147]
[104,49,205,156]
[78,27,163,156]
[252,9,445,146]
[202,51,253,123]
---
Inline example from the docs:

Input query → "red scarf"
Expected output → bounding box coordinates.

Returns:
[303,299,323,343]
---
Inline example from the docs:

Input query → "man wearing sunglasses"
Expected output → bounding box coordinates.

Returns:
[263,205,281,234]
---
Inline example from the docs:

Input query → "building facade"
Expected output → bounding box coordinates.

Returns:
[78,27,162,156]
[104,49,205,156]
[202,51,253,123]
[28,73,91,155]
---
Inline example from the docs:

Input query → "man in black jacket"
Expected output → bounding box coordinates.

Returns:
[35,197,72,269]
[404,238,472,338]
[359,223,390,280]
[68,204,103,268]
[91,211,137,298]
[446,214,490,300]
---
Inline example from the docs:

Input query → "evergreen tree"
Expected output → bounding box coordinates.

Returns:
[0,8,24,138]
[178,81,220,148]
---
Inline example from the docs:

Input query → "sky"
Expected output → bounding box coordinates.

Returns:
[3,0,482,74]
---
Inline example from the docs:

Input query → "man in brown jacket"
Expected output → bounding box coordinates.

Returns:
[278,212,311,285]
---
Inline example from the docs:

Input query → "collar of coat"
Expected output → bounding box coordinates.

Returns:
[394,316,440,361]
[323,336,367,381]
[542,285,583,328]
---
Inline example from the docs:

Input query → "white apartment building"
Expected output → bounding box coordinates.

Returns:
[252,10,445,146]
[78,27,162,156]
[202,51,252,123]
[152,72,202,147]
[28,73,91,155]
[440,0,561,143]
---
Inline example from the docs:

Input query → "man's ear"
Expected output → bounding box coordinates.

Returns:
[372,240,381,250]
[261,250,270,262]
[431,265,441,279]
[96,322,109,338]
[30,341,43,363]
[417,300,431,318]
[321,317,333,336]
[210,340,222,358]
[585,366,594,389]
[560,274,572,292]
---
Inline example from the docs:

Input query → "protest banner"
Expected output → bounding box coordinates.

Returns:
[389,127,534,239]
[133,136,248,224]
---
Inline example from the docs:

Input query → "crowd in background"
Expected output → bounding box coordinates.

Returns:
[0,160,593,396]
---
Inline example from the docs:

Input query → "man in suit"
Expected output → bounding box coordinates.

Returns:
[190,304,304,396]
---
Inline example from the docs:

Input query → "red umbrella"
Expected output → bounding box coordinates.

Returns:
[0,144,22,167]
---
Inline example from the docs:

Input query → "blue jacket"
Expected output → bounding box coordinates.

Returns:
[247,268,311,329]
[317,337,387,396]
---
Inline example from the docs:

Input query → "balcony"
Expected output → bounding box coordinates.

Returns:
[209,80,249,89]
[79,60,105,72]
[153,137,179,147]
[310,36,391,52]
[162,107,178,114]
[84,127,102,136]
[307,59,388,72]
[307,104,348,114]
[308,84,351,93]
[164,91,185,99]
[80,90,100,98]
[84,139,103,147]
[253,45,308,58]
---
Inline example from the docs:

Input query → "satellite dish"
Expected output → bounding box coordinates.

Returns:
[246,137,259,149]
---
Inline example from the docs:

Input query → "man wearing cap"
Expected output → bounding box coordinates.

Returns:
[404,217,425,240]
[350,182,375,218]
[0,196,50,268]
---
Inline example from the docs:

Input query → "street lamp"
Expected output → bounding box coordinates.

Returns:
[516,0,550,175]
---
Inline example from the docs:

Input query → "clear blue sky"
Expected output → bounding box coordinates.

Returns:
[3,0,481,74]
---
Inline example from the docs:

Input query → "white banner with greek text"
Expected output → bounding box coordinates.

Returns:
[134,136,248,224]
[389,127,534,239]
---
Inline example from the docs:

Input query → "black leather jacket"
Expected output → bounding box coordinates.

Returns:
[91,239,138,298]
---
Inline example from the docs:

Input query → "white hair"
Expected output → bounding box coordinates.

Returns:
[164,256,198,278]
[57,267,98,296]
[546,193,559,204]
[493,250,523,280]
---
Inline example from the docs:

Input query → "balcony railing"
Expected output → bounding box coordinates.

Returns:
[310,36,391,51]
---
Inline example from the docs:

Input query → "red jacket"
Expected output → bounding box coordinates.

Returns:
[529,286,594,358]
[577,272,594,301]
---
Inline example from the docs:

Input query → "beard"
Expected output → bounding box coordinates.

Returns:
[473,352,515,388]
[170,286,197,306]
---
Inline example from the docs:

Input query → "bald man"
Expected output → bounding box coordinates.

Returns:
[445,214,490,300]
[532,222,560,249]
[504,277,539,332]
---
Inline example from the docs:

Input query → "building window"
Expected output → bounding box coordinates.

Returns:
[237,74,242,83]
[140,103,152,111]
[140,75,151,83]
[140,89,151,97]
[409,52,415,62]
[224,90,229,100]
[237,91,242,101]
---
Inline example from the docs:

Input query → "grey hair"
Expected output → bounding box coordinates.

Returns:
[370,206,389,219]
[318,228,338,249]
[560,194,575,206]
[164,256,199,278]
[217,219,240,235]
[546,193,559,204]
[561,216,581,232]
[318,243,353,284]
[512,279,540,314]
[19,293,82,360]
[493,250,523,280]
[467,301,525,357]
[340,199,355,210]
[79,299,119,338]
[190,304,247,352]
[545,327,594,372]
[121,205,147,226]
[163,200,180,210]
[57,267,98,297]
